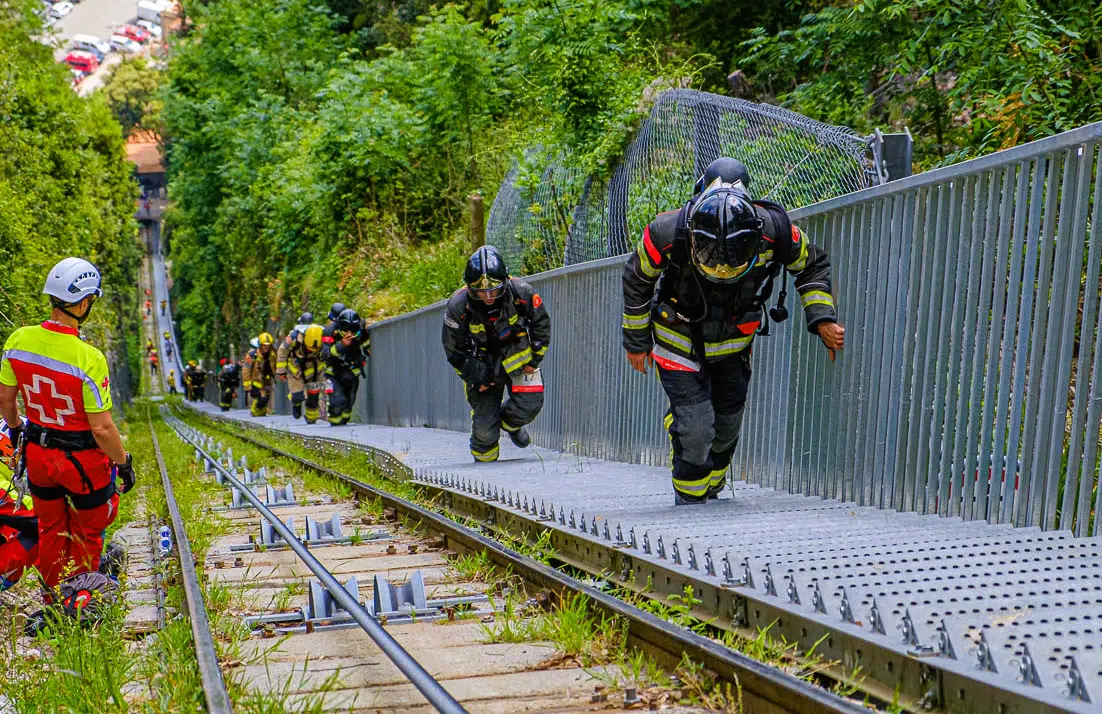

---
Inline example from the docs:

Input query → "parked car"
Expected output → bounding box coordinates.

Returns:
[109,34,142,53]
[63,50,99,74]
[48,1,73,19]
[118,24,152,44]
[135,19,162,40]
[69,42,104,62]
[71,34,113,58]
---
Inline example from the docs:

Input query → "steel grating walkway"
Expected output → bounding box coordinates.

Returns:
[194,403,1101,712]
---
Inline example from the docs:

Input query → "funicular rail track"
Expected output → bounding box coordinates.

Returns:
[148,417,234,714]
[178,405,877,714]
[163,410,472,713]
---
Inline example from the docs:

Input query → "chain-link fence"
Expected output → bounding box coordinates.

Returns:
[487,89,880,272]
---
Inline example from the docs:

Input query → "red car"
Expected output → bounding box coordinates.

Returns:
[118,24,152,43]
[63,51,99,74]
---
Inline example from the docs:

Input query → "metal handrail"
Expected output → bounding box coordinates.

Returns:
[163,411,468,714]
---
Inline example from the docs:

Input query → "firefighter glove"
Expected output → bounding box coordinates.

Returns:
[117,453,136,494]
[460,357,491,385]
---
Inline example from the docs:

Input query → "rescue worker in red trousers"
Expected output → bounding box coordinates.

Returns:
[244,332,277,416]
[622,158,845,504]
[288,325,325,423]
[442,246,550,463]
[0,420,38,592]
[322,311,370,425]
[0,258,136,607]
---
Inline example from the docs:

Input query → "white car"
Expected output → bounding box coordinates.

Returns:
[71,34,113,57]
[109,34,142,53]
[49,1,73,19]
[135,20,162,40]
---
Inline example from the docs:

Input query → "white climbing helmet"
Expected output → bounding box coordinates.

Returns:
[43,258,103,304]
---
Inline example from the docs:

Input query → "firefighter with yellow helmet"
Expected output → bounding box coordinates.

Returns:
[287,324,325,423]
[243,332,277,416]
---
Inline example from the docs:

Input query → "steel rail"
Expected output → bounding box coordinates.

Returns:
[162,411,469,714]
[148,415,234,714]
[181,407,867,714]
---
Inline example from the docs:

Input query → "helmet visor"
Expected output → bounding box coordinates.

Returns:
[468,276,504,301]
[690,227,759,283]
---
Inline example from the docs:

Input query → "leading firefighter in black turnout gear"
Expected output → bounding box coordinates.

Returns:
[322,309,371,425]
[622,158,845,505]
[442,246,550,463]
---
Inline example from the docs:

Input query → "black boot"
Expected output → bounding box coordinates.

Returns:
[706,478,727,500]
[506,427,531,448]
[99,542,126,579]
[674,491,708,506]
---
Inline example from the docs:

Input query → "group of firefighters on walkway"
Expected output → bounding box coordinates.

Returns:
[441,157,844,504]
[170,156,845,506]
[174,303,373,427]
[0,156,844,633]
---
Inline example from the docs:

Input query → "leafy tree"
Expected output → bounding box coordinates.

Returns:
[740,0,1102,166]
[0,0,142,394]
[101,57,164,139]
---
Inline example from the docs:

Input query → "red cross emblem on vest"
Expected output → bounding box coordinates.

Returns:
[23,374,77,427]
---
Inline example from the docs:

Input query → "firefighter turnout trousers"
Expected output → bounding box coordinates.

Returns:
[250,386,272,417]
[25,443,118,588]
[658,351,751,500]
[291,387,321,423]
[220,385,235,411]
[327,370,358,426]
[466,366,544,462]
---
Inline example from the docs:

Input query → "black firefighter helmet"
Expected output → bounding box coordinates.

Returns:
[335,308,361,334]
[693,157,751,196]
[687,185,763,284]
[464,245,508,302]
[327,302,346,321]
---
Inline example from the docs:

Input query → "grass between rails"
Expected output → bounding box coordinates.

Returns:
[144,404,351,713]
[177,408,896,712]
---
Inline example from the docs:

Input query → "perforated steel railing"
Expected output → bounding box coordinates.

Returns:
[486,89,879,273]
[363,121,1102,536]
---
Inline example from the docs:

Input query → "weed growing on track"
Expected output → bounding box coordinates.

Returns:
[141,405,348,711]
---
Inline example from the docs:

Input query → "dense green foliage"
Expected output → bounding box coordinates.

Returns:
[741,0,1102,166]
[101,57,165,140]
[0,0,142,394]
[161,0,1102,361]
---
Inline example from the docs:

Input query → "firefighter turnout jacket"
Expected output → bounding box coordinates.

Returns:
[287,340,324,392]
[243,347,277,391]
[276,322,311,377]
[442,279,551,385]
[322,322,371,377]
[622,201,835,370]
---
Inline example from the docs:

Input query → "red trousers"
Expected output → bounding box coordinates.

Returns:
[0,496,38,590]
[26,444,118,588]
